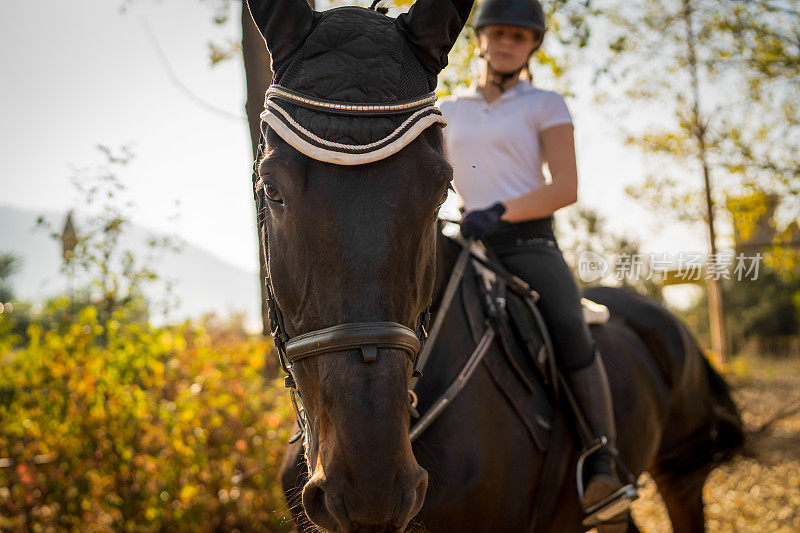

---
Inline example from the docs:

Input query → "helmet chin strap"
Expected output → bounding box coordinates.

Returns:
[486,61,525,93]
[480,45,537,94]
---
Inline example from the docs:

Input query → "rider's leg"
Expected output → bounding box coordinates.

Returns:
[484,219,636,521]
[565,347,629,509]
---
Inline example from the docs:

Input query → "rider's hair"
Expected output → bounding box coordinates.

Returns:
[521,63,533,83]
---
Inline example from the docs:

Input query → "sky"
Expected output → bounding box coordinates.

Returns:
[1,0,709,310]
[2,0,256,269]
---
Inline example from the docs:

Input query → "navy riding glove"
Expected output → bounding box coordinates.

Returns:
[460,202,507,239]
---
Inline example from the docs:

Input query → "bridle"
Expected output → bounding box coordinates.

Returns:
[255,83,438,450]
[255,84,542,457]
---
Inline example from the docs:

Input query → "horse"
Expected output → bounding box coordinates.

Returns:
[245,0,744,531]
[279,230,744,532]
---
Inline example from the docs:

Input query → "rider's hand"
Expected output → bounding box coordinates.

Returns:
[460,202,506,239]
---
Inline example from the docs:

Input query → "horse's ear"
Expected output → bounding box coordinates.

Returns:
[246,0,314,67]
[396,0,475,74]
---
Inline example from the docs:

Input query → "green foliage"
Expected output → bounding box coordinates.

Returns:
[0,300,295,531]
[676,265,800,356]
[36,146,182,326]
[597,0,799,272]
[0,253,22,304]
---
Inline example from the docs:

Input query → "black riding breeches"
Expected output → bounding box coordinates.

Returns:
[483,217,596,372]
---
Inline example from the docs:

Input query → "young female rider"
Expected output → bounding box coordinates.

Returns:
[438,0,637,525]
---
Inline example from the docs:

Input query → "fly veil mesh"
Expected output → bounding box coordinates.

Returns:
[260,6,446,165]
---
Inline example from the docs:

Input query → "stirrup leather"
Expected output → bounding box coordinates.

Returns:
[576,436,639,527]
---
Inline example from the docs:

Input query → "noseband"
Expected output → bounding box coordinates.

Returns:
[266,276,429,375]
[263,265,431,445]
[285,322,421,364]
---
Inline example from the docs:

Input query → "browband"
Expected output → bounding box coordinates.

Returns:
[260,84,447,165]
[265,85,439,116]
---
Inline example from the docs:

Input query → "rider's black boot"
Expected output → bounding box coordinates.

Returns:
[567,348,638,528]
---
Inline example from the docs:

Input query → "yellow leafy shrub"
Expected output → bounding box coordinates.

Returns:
[0,302,296,531]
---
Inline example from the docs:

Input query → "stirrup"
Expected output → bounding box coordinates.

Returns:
[581,482,638,526]
[576,436,639,526]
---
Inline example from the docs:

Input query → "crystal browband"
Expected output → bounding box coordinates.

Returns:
[260,83,447,165]
[264,84,439,116]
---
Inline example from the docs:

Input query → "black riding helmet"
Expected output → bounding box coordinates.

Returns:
[474,0,546,39]
[473,0,546,87]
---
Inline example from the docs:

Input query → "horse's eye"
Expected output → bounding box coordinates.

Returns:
[438,182,454,205]
[438,187,449,206]
[263,183,283,204]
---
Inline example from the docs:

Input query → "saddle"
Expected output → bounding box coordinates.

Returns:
[436,238,632,529]
[458,239,609,452]
[409,236,638,529]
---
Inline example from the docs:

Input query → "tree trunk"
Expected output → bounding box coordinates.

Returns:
[682,0,729,364]
[241,0,314,336]
[241,0,272,335]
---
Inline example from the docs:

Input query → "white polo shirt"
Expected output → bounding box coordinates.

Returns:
[438,81,573,211]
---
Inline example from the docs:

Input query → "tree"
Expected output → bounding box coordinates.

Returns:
[241,0,274,336]
[594,0,800,361]
[677,267,800,357]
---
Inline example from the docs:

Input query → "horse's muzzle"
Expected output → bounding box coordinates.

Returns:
[303,465,428,532]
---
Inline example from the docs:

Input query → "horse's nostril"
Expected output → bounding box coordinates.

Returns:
[302,479,343,532]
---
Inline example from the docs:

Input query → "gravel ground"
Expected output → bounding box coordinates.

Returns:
[628,356,800,532]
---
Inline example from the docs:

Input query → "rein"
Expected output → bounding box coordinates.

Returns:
[258,206,545,448]
[408,236,543,441]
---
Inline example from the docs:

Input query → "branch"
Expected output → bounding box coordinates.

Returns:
[728,0,800,17]
[140,18,245,122]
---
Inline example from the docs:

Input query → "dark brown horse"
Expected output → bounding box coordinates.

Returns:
[247,1,743,531]
[279,232,743,532]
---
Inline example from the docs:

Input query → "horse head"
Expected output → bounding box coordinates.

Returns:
[247,0,472,530]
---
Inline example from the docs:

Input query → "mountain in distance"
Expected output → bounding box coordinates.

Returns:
[0,204,261,330]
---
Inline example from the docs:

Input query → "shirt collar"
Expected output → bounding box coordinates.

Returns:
[464,80,535,105]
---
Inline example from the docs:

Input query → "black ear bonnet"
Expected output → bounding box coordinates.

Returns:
[249,0,474,164]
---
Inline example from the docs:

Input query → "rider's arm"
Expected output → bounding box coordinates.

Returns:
[500,123,578,223]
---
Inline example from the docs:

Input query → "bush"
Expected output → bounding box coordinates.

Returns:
[0,302,296,532]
